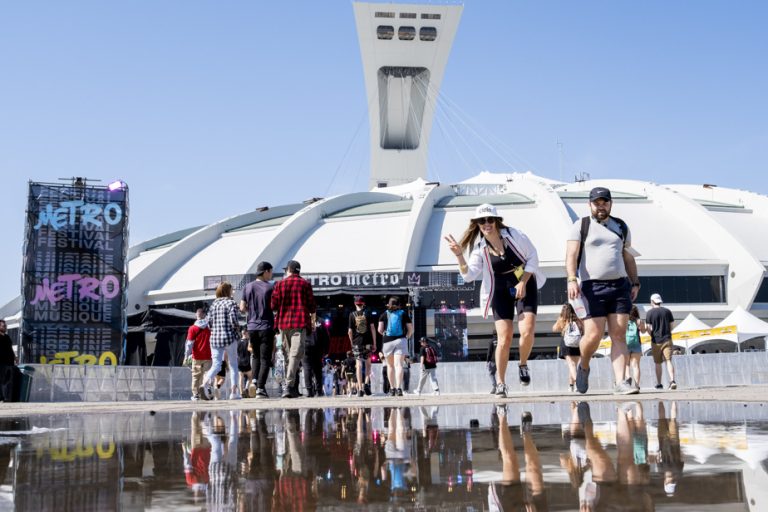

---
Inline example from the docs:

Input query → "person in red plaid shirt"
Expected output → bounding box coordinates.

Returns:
[271,260,316,398]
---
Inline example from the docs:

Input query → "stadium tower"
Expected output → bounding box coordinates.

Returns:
[353,2,463,189]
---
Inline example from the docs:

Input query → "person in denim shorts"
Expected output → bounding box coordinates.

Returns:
[565,187,641,395]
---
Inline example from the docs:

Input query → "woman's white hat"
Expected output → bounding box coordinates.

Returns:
[471,203,500,220]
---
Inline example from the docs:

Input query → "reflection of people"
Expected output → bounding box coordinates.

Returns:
[382,408,413,501]
[657,401,683,497]
[575,401,654,511]
[560,402,587,490]
[200,282,241,401]
[378,298,413,396]
[205,411,239,510]
[553,303,583,393]
[242,410,276,511]
[565,187,640,395]
[646,294,676,390]
[182,411,211,502]
[488,406,546,510]
[445,203,545,396]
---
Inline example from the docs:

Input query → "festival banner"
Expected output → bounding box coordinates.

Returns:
[20,181,129,365]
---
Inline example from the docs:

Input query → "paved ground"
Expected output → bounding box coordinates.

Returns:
[1,385,767,417]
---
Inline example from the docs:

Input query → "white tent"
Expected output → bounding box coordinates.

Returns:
[673,313,710,334]
[714,306,768,343]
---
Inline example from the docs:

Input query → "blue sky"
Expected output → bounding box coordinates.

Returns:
[1,1,766,305]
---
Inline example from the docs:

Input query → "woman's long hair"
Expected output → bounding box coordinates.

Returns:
[629,305,640,323]
[458,217,508,254]
[553,302,580,335]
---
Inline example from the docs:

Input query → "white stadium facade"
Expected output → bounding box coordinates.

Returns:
[3,2,768,359]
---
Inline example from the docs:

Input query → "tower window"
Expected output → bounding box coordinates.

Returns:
[398,26,416,40]
[400,12,417,19]
[377,26,394,40]
[375,11,395,18]
[420,27,437,41]
[421,13,441,20]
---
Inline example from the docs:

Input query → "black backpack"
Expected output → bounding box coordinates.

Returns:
[576,216,628,271]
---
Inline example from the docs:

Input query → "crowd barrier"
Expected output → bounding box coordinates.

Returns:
[23,351,768,403]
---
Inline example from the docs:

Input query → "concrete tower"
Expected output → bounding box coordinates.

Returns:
[353,2,463,189]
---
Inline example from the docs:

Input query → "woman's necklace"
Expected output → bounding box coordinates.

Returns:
[488,239,505,260]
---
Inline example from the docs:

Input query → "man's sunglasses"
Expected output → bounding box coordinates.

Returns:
[475,217,497,225]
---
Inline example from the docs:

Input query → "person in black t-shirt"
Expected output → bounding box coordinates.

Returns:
[348,296,377,397]
[414,338,439,395]
[645,293,677,390]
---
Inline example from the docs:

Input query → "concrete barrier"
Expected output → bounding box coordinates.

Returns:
[25,351,768,402]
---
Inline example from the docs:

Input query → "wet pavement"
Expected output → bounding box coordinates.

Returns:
[1,397,768,510]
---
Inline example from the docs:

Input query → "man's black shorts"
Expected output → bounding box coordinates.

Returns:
[581,278,632,319]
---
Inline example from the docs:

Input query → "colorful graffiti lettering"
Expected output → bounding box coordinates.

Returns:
[29,273,120,305]
[33,200,123,231]
[40,350,118,366]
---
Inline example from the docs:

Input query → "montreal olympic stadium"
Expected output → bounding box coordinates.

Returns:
[3,2,768,360]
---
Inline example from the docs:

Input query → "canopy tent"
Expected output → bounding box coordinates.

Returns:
[673,313,710,333]
[714,306,768,343]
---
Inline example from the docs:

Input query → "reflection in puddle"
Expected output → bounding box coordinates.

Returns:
[0,401,767,510]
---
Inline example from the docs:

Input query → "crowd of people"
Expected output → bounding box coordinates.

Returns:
[184,259,442,400]
[182,186,679,400]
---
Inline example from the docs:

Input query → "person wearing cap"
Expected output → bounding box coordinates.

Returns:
[240,261,275,398]
[646,293,676,390]
[377,296,413,396]
[271,259,317,399]
[565,187,640,395]
[348,295,377,397]
[657,401,683,497]
[444,203,546,397]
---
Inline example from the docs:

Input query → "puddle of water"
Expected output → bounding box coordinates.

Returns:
[0,401,767,510]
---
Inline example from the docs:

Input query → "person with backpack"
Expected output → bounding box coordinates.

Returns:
[553,303,583,393]
[414,337,440,395]
[377,297,413,396]
[348,295,377,397]
[565,187,641,395]
[444,203,546,397]
[625,305,647,391]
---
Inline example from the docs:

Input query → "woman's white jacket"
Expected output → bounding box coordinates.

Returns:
[459,227,546,319]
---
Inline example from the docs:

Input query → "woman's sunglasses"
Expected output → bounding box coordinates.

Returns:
[475,217,497,225]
